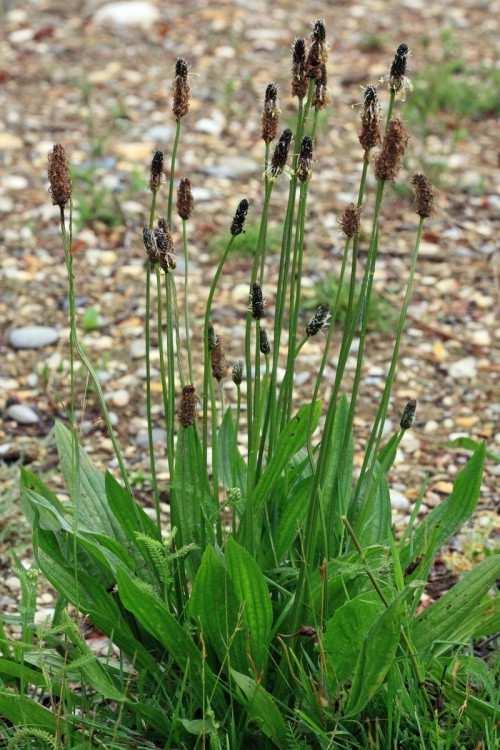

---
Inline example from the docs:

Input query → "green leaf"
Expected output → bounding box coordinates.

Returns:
[54,421,124,541]
[0,689,57,732]
[105,471,160,542]
[412,555,500,660]
[401,444,485,572]
[251,402,321,512]
[324,593,384,686]
[218,408,247,493]
[116,566,222,708]
[231,669,289,748]
[448,436,500,462]
[275,476,312,563]
[226,537,273,673]
[172,425,215,566]
[351,461,392,548]
[346,593,405,716]
[189,546,247,673]
[0,658,50,688]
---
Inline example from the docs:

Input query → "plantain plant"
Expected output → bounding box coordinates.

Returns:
[0,20,498,750]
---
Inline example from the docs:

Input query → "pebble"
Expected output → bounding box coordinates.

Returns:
[9,325,59,349]
[294,371,310,386]
[110,389,130,407]
[94,2,160,29]
[130,339,146,359]
[0,132,23,150]
[6,404,40,425]
[449,357,477,379]
[5,576,20,592]
[3,175,28,190]
[390,490,411,512]
[424,419,439,433]
[201,156,259,179]
[136,428,167,448]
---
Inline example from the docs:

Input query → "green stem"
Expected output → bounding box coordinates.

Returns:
[167,120,181,226]
[145,263,161,528]
[202,237,235,464]
[209,375,222,545]
[168,273,185,387]
[164,272,176,480]
[155,266,172,478]
[182,219,193,383]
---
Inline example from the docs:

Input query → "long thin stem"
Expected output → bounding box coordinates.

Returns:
[202,237,235,464]
[164,272,176,480]
[167,120,181,226]
[155,266,172,477]
[182,219,193,383]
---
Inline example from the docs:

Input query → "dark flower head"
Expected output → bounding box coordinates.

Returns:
[291,37,308,98]
[306,304,329,337]
[259,328,271,355]
[359,86,381,152]
[150,150,163,193]
[155,218,176,271]
[262,82,280,144]
[172,57,190,120]
[250,282,265,320]
[312,19,326,43]
[313,62,328,110]
[230,198,249,236]
[211,336,225,381]
[270,128,293,176]
[143,226,158,264]
[297,135,313,182]
[400,399,416,430]
[48,144,71,208]
[177,177,193,220]
[411,174,433,218]
[374,118,408,182]
[390,43,409,92]
[339,204,361,238]
[306,19,327,81]
[178,385,197,427]
[232,360,243,386]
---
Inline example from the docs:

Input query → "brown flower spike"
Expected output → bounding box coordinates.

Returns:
[297,136,313,182]
[400,399,416,430]
[177,177,193,220]
[178,385,197,427]
[155,219,176,271]
[340,204,361,238]
[291,38,308,99]
[211,336,226,382]
[374,118,408,182]
[306,19,327,81]
[270,129,293,176]
[232,360,243,386]
[390,43,409,92]
[411,174,433,218]
[359,86,381,153]
[262,83,279,144]
[48,144,71,208]
[172,58,190,120]
[150,150,163,193]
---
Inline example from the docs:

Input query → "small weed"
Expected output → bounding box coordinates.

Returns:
[81,306,102,332]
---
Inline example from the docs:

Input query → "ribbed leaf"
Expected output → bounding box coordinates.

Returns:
[0,689,57,732]
[412,555,500,660]
[226,537,272,672]
[231,670,288,748]
[324,593,384,686]
[189,545,247,672]
[275,476,312,563]
[351,461,391,548]
[218,408,247,492]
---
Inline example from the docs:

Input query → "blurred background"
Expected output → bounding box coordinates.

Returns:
[0,1,498,608]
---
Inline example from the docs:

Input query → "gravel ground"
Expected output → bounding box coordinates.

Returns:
[0,0,498,613]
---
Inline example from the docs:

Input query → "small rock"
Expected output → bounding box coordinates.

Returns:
[5,575,20,592]
[94,2,160,29]
[110,389,130,407]
[130,339,146,359]
[201,156,259,179]
[6,404,40,425]
[195,112,225,136]
[0,132,23,150]
[136,428,166,448]
[424,419,439,433]
[3,175,28,190]
[449,357,477,380]
[9,326,59,350]
[470,330,490,346]
[294,371,310,386]
[390,490,410,512]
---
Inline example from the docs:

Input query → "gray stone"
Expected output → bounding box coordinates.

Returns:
[200,156,259,179]
[6,404,39,425]
[390,490,411,512]
[9,325,59,349]
[94,2,160,29]
[449,357,477,379]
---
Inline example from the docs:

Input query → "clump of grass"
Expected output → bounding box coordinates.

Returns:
[1,23,498,750]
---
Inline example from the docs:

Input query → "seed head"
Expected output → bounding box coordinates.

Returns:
[400,399,416,430]
[359,86,381,152]
[172,57,190,120]
[411,174,433,218]
[232,360,244,386]
[270,128,293,176]
[177,177,193,220]
[178,385,197,427]
[297,135,313,182]
[150,150,164,193]
[230,198,249,236]
[48,144,71,208]
[340,204,361,238]
[306,19,327,81]
[291,38,308,98]
[374,118,408,182]
[143,226,158,264]
[262,83,280,144]
[155,218,176,271]
[313,63,328,110]
[211,336,226,382]
[390,43,409,92]
[259,328,271,355]
[250,282,265,320]
[306,304,329,337]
